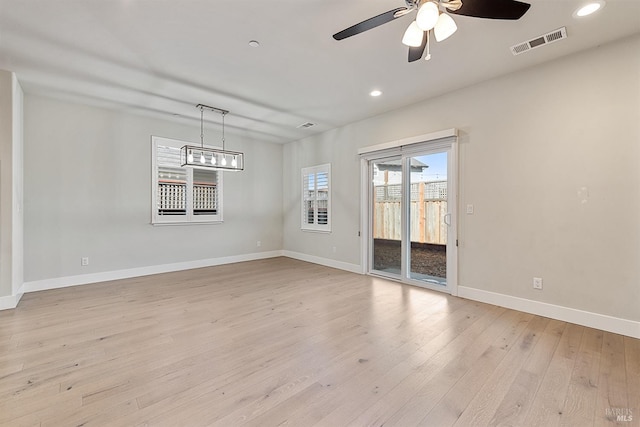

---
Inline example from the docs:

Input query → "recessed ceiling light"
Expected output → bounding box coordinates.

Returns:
[370,90,382,97]
[574,1,605,17]
[248,40,260,48]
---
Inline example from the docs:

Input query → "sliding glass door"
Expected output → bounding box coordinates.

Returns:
[408,152,448,286]
[367,140,457,293]
[372,157,403,276]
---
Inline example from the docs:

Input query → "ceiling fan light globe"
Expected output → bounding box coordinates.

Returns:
[416,1,439,31]
[402,21,424,47]
[434,13,457,42]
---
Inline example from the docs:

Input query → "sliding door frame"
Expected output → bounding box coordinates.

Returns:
[359,129,458,296]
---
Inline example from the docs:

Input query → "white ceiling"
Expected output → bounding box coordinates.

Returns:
[1,0,638,144]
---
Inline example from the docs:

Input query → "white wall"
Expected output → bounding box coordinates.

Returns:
[283,131,362,269]
[23,95,283,283]
[283,34,640,323]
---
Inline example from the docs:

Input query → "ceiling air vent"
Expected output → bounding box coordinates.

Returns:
[297,122,315,129]
[510,27,567,56]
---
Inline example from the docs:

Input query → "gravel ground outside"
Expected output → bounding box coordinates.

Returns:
[373,239,447,278]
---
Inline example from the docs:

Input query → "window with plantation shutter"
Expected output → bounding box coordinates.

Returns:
[301,164,331,232]
[152,136,223,224]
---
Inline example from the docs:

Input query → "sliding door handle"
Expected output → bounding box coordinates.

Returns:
[444,213,452,226]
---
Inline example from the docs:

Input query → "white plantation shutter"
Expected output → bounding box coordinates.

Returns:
[303,173,315,225]
[152,136,223,224]
[301,164,331,232]
[192,169,218,216]
[316,170,329,225]
[157,145,188,217]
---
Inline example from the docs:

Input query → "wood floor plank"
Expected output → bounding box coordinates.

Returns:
[594,332,629,425]
[444,315,551,426]
[523,322,584,427]
[140,288,467,426]
[486,319,566,426]
[224,301,500,427]
[414,317,564,427]
[560,326,604,426]
[311,302,501,426]
[0,257,636,426]
[624,336,640,427]
[342,307,528,427]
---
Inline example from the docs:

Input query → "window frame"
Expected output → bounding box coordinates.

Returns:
[301,163,331,233]
[151,135,223,225]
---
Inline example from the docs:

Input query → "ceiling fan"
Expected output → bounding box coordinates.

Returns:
[333,0,531,62]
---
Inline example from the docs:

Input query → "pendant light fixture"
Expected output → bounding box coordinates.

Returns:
[181,104,244,171]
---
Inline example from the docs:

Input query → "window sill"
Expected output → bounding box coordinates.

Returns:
[301,228,331,234]
[152,220,223,226]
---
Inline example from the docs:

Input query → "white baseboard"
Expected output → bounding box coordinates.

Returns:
[0,292,23,310]
[282,250,363,274]
[20,250,284,294]
[458,286,640,339]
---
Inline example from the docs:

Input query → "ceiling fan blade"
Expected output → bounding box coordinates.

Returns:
[449,0,531,19]
[408,32,427,62]
[333,7,409,40]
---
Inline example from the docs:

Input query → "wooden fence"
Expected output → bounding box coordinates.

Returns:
[373,182,447,245]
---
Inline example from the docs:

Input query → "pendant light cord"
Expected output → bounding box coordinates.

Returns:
[221,112,226,151]
[200,105,204,148]
[194,104,232,154]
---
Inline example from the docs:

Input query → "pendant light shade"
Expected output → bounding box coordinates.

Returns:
[402,21,424,47]
[434,13,457,42]
[183,147,243,170]
[181,104,244,172]
[416,1,440,31]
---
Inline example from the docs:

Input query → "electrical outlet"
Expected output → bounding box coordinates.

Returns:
[466,204,474,214]
[81,257,89,266]
[533,277,543,290]
[332,246,337,253]
[257,241,261,247]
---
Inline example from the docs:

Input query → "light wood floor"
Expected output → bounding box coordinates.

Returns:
[1,257,638,427]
